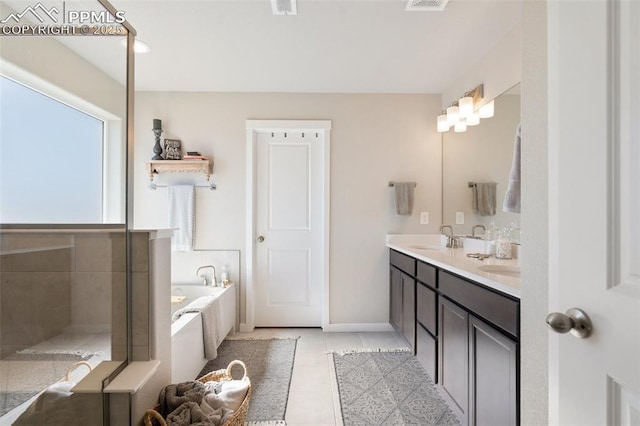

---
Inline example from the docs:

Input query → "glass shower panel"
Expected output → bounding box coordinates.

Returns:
[0,0,131,423]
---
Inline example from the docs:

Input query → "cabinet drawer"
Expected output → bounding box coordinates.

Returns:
[416,324,437,382]
[416,283,437,335]
[439,271,519,338]
[390,250,416,276]
[417,261,437,288]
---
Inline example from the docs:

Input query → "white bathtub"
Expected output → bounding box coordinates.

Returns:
[170,284,236,382]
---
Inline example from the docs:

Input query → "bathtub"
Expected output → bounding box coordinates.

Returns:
[170,284,236,382]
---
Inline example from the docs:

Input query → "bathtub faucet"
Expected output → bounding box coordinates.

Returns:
[196,265,217,286]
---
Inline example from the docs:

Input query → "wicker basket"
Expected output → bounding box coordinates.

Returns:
[144,360,251,426]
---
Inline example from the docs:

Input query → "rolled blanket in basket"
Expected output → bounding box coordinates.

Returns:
[166,401,223,426]
[160,381,205,417]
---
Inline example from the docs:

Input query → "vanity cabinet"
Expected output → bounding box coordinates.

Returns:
[439,270,519,426]
[389,249,520,426]
[389,250,416,351]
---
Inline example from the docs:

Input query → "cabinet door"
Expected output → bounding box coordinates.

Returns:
[416,324,437,381]
[417,283,437,335]
[439,297,468,424]
[402,272,415,351]
[469,315,517,426]
[389,266,403,333]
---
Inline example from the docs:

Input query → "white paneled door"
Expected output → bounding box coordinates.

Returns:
[253,128,327,326]
[548,0,640,424]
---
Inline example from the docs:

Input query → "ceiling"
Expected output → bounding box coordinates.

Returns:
[8,0,523,93]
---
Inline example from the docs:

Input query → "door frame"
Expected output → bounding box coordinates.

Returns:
[243,120,331,332]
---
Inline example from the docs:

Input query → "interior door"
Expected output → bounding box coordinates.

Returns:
[254,130,323,326]
[548,0,640,423]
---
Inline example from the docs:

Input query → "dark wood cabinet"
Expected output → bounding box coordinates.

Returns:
[401,273,415,350]
[389,249,520,426]
[390,266,403,332]
[389,250,416,351]
[439,297,469,423]
[469,315,517,426]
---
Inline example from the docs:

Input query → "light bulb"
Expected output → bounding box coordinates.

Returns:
[454,121,467,132]
[466,113,480,126]
[458,96,474,119]
[478,100,494,118]
[437,114,450,132]
[446,106,459,126]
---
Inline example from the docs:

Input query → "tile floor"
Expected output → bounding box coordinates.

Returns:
[234,328,410,426]
[0,328,409,425]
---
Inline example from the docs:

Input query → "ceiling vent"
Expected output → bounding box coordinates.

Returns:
[271,0,297,15]
[405,0,450,11]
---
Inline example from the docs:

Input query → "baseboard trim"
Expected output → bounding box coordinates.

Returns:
[239,323,254,333]
[322,323,394,333]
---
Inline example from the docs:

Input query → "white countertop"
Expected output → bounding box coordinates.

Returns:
[386,234,521,299]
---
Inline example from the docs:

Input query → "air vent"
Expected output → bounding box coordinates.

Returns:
[271,0,297,15]
[405,0,449,11]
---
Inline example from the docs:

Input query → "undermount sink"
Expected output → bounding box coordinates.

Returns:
[408,244,442,250]
[477,264,521,277]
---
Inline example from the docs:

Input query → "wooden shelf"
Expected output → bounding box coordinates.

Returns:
[145,159,211,182]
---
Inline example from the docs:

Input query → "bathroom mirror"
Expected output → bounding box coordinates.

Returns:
[442,83,521,238]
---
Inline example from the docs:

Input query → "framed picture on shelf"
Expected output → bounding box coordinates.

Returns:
[163,139,182,160]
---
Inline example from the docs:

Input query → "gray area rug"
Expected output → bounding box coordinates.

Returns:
[198,337,297,424]
[333,351,460,426]
[0,352,90,417]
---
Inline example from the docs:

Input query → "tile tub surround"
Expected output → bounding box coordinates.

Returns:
[386,234,521,298]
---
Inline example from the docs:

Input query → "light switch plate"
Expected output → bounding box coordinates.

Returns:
[420,212,429,225]
[456,211,465,224]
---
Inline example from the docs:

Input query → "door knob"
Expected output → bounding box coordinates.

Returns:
[256,235,265,243]
[546,308,593,339]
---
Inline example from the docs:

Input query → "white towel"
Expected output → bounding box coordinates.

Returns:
[503,123,521,213]
[168,185,195,251]
[394,182,415,216]
[173,296,222,359]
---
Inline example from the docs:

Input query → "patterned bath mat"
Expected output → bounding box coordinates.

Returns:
[333,351,460,425]
[197,337,297,425]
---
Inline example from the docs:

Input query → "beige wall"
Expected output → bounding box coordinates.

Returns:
[133,92,443,326]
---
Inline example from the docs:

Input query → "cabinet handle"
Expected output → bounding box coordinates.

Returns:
[546,308,592,338]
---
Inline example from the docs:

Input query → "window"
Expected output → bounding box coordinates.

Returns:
[0,76,104,223]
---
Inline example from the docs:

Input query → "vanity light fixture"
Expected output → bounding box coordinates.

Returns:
[436,84,486,133]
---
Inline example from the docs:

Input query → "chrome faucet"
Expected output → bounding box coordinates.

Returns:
[439,225,459,248]
[196,265,217,286]
[472,224,486,239]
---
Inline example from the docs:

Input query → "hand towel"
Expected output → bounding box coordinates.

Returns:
[503,123,521,213]
[168,185,195,251]
[472,182,497,216]
[172,296,222,359]
[394,182,415,216]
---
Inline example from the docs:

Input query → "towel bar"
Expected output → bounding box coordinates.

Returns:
[149,183,216,190]
[468,181,498,188]
[388,181,417,188]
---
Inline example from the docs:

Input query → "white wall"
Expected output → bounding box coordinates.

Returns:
[441,23,522,110]
[133,92,443,326]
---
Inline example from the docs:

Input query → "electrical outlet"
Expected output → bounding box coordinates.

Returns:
[420,212,429,225]
[456,211,465,224]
